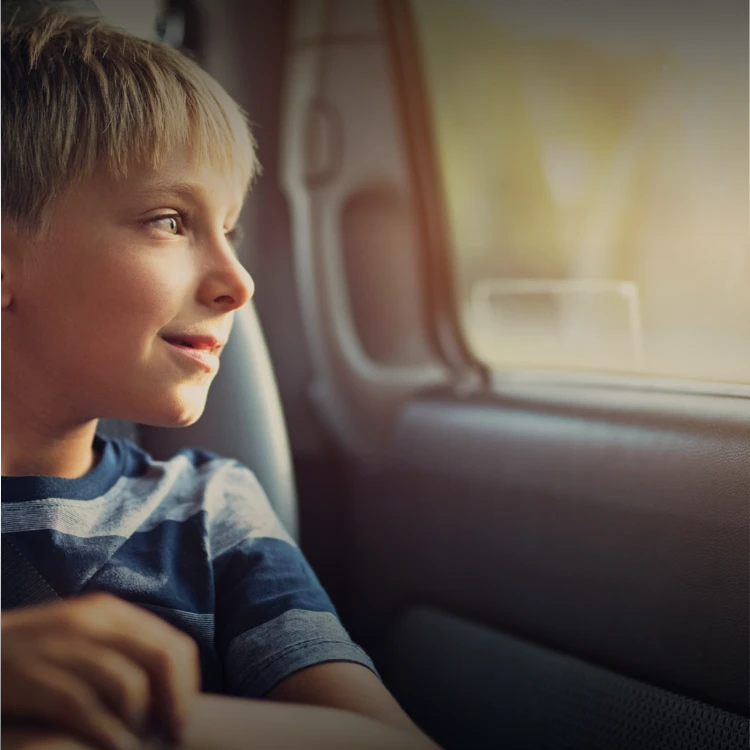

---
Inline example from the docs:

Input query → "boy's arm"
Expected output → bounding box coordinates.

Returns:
[178,693,440,750]
[265,661,426,736]
[3,693,440,750]
[2,654,438,750]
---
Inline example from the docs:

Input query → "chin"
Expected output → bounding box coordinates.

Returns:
[141,390,209,428]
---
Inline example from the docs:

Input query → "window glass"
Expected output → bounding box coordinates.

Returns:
[411,0,749,384]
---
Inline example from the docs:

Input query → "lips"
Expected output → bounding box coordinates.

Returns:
[161,333,225,372]
[161,335,224,353]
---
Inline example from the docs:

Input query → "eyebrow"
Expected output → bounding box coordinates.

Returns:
[137,180,207,203]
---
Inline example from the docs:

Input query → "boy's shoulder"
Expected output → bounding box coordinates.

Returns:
[108,431,244,483]
[110,435,292,543]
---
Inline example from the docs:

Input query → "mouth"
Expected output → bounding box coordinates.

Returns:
[161,334,224,372]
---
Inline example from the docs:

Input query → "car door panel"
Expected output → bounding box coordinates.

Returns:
[338,386,749,746]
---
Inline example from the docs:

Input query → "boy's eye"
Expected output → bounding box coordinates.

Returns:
[150,214,182,235]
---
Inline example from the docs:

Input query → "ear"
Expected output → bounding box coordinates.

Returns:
[1,266,10,309]
[2,221,21,309]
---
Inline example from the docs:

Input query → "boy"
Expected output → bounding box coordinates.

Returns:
[1,7,437,750]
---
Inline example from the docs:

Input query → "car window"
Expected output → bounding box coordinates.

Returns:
[411,0,748,384]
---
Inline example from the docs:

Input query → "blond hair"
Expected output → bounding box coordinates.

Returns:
[1,7,258,235]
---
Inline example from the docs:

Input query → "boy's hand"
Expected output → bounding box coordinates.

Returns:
[1,593,200,750]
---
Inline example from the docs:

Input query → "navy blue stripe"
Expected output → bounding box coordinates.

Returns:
[6,528,124,598]
[85,514,214,614]
[5,514,213,611]
[214,537,337,653]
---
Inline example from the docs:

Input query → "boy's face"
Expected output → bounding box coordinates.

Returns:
[2,146,254,429]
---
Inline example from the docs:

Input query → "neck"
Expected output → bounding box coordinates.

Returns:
[1,392,100,478]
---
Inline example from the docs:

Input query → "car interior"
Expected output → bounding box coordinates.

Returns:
[13,0,750,748]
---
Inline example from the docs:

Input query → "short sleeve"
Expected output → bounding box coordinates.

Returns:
[205,461,379,698]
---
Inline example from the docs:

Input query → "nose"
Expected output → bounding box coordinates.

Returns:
[198,238,255,312]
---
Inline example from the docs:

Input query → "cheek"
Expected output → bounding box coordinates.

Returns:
[50,254,194,351]
[105,251,191,307]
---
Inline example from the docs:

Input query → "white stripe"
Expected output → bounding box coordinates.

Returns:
[203,463,294,559]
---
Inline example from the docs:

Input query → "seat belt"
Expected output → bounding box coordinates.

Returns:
[2,540,61,610]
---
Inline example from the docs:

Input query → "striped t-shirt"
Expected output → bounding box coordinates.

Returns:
[0,434,377,696]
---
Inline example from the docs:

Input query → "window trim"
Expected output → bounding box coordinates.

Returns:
[381,0,490,391]
[493,368,750,402]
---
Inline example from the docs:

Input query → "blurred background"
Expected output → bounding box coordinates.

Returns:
[412,0,748,382]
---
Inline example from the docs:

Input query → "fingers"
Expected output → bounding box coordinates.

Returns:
[2,660,142,750]
[108,624,199,742]
[68,594,201,743]
[3,593,201,747]
[44,642,152,736]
